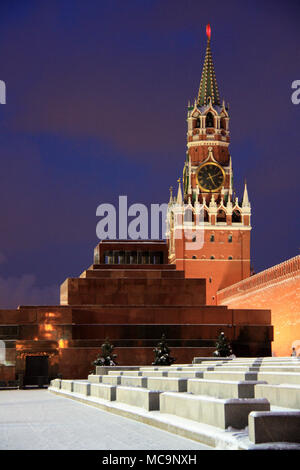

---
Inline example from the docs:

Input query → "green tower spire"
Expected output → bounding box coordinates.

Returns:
[197,24,221,107]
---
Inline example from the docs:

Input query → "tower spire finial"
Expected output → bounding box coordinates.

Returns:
[176,178,183,205]
[206,24,211,42]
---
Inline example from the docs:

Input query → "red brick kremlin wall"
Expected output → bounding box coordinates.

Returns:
[217,255,300,357]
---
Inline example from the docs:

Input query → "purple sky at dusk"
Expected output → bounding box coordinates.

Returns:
[0,0,299,307]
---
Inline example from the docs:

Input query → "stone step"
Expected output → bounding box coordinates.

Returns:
[61,277,206,306]
[140,365,215,371]
[120,376,148,388]
[88,374,103,384]
[108,370,168,377]
[95,366,140,375]
[256,372,300,385]
[140,371,169,377]
[51,378,61,389]
[107,370,143,376]
[73,381,90,395]
[167,371,205,378]
[212,366,260,371]
[203,371,258,381]
[159,392,270,429]
[60,380,74,392]
[102,375,122,385]
[255,383,300,409]
[90,383,116,401]
[192,357,232,364]
[248,411,300,444]
[90,263,177,271]
[116,386,161,411]
[146,377,188,393]
[187,379,267,399]
[262,356,300,363]
[255,366,300,372]
[80,269,184,279]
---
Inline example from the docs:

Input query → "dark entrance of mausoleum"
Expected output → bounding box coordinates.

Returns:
[24,355,49,387]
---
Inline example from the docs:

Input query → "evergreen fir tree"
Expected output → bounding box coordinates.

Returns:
[152,334,175,366]
[213,331,232,357]
[92,337,117,368]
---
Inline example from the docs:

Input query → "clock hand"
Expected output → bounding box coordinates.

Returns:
[207,172,217,187]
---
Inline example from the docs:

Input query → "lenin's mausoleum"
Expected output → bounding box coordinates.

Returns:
[0,25,299,386]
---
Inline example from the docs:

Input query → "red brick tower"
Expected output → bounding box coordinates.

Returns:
[167,25,251,305]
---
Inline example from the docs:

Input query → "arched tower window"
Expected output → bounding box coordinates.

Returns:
[195,117,200,128]
[204,209,209,222]
[184,208,194,223]
[232,210,241,223]
[220,117,226,130]
[217,209,226,223]
[206,112,214,128]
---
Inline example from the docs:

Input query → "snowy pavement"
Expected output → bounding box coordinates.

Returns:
[0,389,211,450]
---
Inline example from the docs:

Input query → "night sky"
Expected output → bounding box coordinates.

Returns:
[0,0,299,307]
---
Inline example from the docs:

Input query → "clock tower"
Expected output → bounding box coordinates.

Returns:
[166,25,251,305]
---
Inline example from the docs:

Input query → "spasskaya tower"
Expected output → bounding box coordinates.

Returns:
[166,24,251,305]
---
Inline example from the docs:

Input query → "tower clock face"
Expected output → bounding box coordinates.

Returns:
[197,162,225,192]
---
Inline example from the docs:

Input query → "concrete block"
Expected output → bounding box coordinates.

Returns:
[167,371,204,378]
[147,377,188,392]
[50,379,61,389]
[188,379,267,399]
[257,372,300,385]
[102,375,122,385]
[88,374,103,384]
[116,386,161,411]
[257,366,300,373]
[249,411,300,444]
[203,371,258,381]
[255,383,300,409]
[193,357,231,364]
[212,366,260,373]
[120,376,148,388]
[96,366,140,375]
[141,371,169,377]
[160,392,270,429]
[61,380,74,392]
[108,370,143,376]
[90,383,116,401]
[73,381,91,396]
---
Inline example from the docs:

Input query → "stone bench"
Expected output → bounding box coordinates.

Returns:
[73,381,90,396]
[214,366,260,372]
[188,379,267,399]
[120,376,148,388]
[140,371,169,377]
[140,365,214,371]
[248,411,300,444]
[96,366,140,375]
[108,370,143,376]
[256,372,300,385]
[255,383,300,409]
[159,392,270,429]
[88,374,103,383]
[167,371,204,378]
[60,380,74,392]
[146,377,187,393]
[116,386,161,411]
[192,358,231,364]
[256,366,300,373]
[50,379,61,389]
[102,375,122,385]
[203,371,258,381]
[90,383,116,401]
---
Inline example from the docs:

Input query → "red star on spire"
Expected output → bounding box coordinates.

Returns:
[206,24,211,41]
